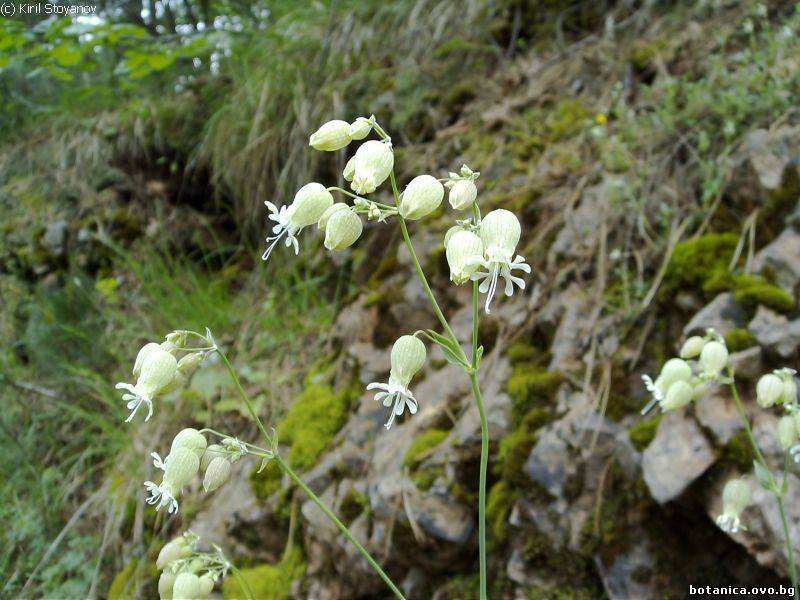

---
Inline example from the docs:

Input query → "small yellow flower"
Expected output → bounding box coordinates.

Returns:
[595,113,607,125]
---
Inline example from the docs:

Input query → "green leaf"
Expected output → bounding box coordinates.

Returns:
[753,460,776,493]
[423,329,468,367]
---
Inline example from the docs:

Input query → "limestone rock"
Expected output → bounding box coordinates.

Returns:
[752,228,800,294]
[683,293,746,337]
[749,306,800,358]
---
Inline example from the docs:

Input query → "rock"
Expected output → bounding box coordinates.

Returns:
[524,428,571,498]
[744,127,800,191]
[551,178,611,258]
[595,541,656,600]
[729,346,764,381]
[695,393,742,444]
[544,283,592,371]
[42,220,68,258]
[683,293,746,337]
[749,306,800,358]
[407,491,474,544]
[752,228,800,293]
[642,411,715,504]
[507,548,545,587]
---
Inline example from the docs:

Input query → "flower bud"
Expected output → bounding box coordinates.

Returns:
[172,572,201,600]
[198,574,215,596]
[164,447,200,489]
[661,380,693,410]
[165,330,188,348]
[156,536,191,570]
[446,230,484,284]
[479,209,521,257]
[317,203,350,230]
[324,209,363,251]
[349,117,372,141]
[289,183,334,229]
[443,225,463,248]
[778,416,798,451]
[309,120,351,151]
[448,179,478,210]
[171,428,208,459]
[690,378,708,401]
[200,444,224,471]
[390,335,426,387]
[781,376,798,405]
[679,336,705,359]
[659,358,692,390]
[722,478,750,519]
[203,457,231,492]
[756,374,783,408]
[343,156,356,182]
[158,571,176,599]
[133,342,162,378]
[137,349,179,396]
[700,341,728,376]
[176,352,203,377]
[399,175,444,220]
[351,141,394,195]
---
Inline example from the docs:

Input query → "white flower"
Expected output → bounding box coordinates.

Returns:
[757,373,784,408]
[349,116,373,141]
[716,479,750,533]
[446,230,484,284]
[309,120,352,151]
[170,428,208,459]
[324,209,363,251]
[448,180,478,210]
[367,335,426,430]
[156,536,192,570]
[641,358,693,413]
[399,175,444,220]
[172,572,202,600]
[144,480,180,514]
[158,572,175,599]
[203,457,232,492]
[777,415,798,451]
[679,336,705,359]
[116,347,178,422]
[262,183,333,261]
[351,140,394,195]
[468,209,530,313]
[699,340,728,378]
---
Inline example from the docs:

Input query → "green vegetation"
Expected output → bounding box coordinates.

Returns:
[403,428,449,468]
[663,234,739,292]
[107,560,137,599]
[721,430,756,471]
[724,328,757,352]
[222,546,307,600]
[486,481,518,547]
[628,416,662,452]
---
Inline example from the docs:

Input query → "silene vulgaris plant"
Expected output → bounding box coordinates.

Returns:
[642,329,799,594]
[118,115,530,600]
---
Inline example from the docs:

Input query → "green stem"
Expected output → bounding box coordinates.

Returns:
[471,280,489,600]
[216,346,405,599]
[727,368,797,592]
[229,564,256,600]
[275,455,406,600]
[388,171,465,360]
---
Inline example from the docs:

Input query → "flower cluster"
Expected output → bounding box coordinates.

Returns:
[641,329,729,413]
[156,531,230,600]
[145,428,245,514]
[115,331,208,423]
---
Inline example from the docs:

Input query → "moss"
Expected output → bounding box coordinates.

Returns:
[721,430,755,471]
[434,574,480,599]
[403,428,449,468]
[366,248,398,290]
[507,369,563,424]
[280,381,359,472]
[507,342,538,364]
[339,487,370,524]
[222,546,306,600]
[628,415,661,452]
[108,560,138,600]
[627,38,668,70]
[733,284,794,313]
[486,481,518,547]
[724,328,757,352]
[662,233,739,292]
[544,98,591,143]
[497,426,538,485]
[413,466,443,492]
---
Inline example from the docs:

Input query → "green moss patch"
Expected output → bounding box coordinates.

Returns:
[108,560,137,599]
[223,546,306,600]
[723,328,757,352]
[487,481,518,547]
[628,415,661,452]
[250,459,283,500]
[733,283,794,313]
[663,233,739,292]
[507,369,563,423]
[720,430,755,471]
[403,428,449,468]
[280,381,360,472]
